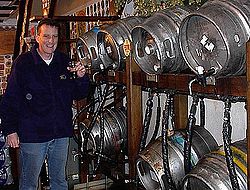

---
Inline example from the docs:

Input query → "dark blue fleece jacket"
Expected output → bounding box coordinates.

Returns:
[0,45,89,143]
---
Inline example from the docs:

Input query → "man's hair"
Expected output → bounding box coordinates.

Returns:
[36,18,59,35]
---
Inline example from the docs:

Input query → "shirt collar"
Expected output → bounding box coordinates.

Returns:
[31,43,58,65]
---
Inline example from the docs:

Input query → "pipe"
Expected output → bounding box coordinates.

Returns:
[223,98,240,190]
[184,95,199,174]
[150,93,161,143]
[200,97,205,128]
[82,84,109,156]
[161,93,176,190]
[139,91,154,152]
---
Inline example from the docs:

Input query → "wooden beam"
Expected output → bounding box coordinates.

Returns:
[126,55,143,180]
[48,0,57,18]
[246,40,250,190]
[0,6,17,10]
[21,0,33,53]
[132,72,247,98]
[0,14,10,17]
[13,0,26,59]
[30,15,120,22]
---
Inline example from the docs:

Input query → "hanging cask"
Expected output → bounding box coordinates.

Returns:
[179,0,250,77]
[79,107,127,158]
[136,126,218,189]
[0,165,13,186]
[182,139,247,190]
[97,16,144,71]
[131,6,196,75]
[76,27,104,71]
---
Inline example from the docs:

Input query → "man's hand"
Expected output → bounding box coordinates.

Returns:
[67,62,86,78]
[6,133,19,148]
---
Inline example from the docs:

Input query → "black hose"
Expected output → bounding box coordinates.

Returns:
[139,91,154,152]
[72,84,118,145]
[149,93,161,144]
[82,84,110,155]
[200,97,205,128]
[184,95,199,174]
[86,81,98,116]
[222,99,240,190]
[161,93,176,190]
[94,111,105,173]
[169,95,175,131]
[72,100,97,145]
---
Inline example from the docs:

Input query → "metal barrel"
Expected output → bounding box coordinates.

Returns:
[131,6,196,75]
[80,107,127,158]
[97,16,145,71]
[182,139,247,190]
[76,27,104,71]
[0,131,11,171]
[0,148,11,168]
[179,0,250,77]
[136,126,218,190]
[0,165,13,186]
[0,131,5,149]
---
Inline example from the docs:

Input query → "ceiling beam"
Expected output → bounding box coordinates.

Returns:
[30,15,120,22]
[0,6,17,10]
[0,13,10,17]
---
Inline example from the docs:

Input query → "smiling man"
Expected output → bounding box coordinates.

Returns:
[0,18,89,190]
[36,21,59,60]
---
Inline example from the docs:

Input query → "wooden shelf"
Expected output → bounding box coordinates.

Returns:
[132,72,247,98]
[91,70,247,98]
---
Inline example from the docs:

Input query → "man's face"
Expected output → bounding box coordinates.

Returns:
[36,24,58,57]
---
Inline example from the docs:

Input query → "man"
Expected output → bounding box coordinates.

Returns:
[0,18,89,190]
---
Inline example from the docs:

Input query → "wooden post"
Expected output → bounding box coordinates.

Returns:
[48,0,57,18]
[13,0,26,59]
[246,40,250,189]
[21,0,33,53]
[126,52,142,180]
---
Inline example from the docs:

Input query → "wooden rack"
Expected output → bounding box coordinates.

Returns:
[13,0,250,188]
[99,42,250,188]
[78,32,250,190]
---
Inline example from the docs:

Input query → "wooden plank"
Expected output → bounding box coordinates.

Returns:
[126,55,142,180]
[0,6,17,10]
[0,14,10,17]
[30,15,120,22]
[21,0,33,53]
[132,72,247,98]
[246,41,250,190]
[93,71,127,84]
[48,0,57,18]
[13,0,26,59]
